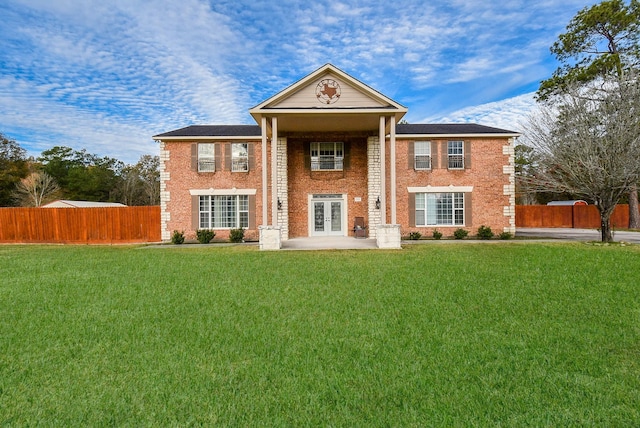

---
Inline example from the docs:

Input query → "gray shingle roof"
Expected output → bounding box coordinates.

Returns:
[153,125,261,138]
[153,123,518,138]
[396,123,518,135]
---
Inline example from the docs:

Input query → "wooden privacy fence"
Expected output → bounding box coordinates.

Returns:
[0,206,161,244]
[516,204,631,228]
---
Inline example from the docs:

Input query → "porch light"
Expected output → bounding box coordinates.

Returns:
[375,196,381,210]
[277,197,282,210]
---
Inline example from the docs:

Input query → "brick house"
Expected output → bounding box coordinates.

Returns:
[153,64,519,249]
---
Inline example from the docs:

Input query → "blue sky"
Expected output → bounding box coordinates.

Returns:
[1,0,596,164]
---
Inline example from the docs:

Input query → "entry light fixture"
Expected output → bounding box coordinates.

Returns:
[277,197,283,211]
[375,196,381,210]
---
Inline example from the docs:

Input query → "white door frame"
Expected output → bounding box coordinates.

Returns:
[308,194,347,237]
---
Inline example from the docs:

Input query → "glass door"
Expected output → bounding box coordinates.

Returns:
[312,197,343,236]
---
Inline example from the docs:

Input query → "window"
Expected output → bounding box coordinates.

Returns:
[231,143,248,172]
[415,192,464,226]
[199,195,249,228]
[311,142,343,171]
[448,141,464,169]
[198,143,215,172]
[414,141,431,170]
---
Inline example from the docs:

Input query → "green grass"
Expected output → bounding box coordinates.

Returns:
[1,243,639,426]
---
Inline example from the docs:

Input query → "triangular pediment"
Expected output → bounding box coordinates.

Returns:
[250,64,405,111]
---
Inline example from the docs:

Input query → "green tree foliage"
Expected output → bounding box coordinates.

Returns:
[0,134,29,206]
[537,0,640,100]
[1,138,160,207]
[39,146,124,202]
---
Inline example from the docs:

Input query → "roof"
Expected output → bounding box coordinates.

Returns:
[154,123,519,139]
[42,200,128,208]
[546,200,588,206]
[396,123,519,135]
[153,125,261,139]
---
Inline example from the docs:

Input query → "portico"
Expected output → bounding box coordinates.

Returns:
[250,64,407,248]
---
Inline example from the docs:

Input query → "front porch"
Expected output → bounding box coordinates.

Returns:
[260,224,401,250]
[282,236,377,250]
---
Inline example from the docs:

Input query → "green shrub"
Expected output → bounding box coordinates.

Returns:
[408,231,422,240]
[477,225,494,240]
[196,229,215,244]
[453,228,469,240]
[229,228,245,243]
[432,229,443,240]
[171,230,185,245]
[499,231,513,240]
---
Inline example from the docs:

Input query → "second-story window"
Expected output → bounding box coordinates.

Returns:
[448,141,464,169]
[231,143,248,172]
[414,141,431,170]
[311,142,344,171]
[198,143,215,172]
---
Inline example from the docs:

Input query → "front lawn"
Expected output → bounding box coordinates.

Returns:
[1,243,639,425]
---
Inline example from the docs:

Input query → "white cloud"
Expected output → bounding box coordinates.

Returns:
[0,0,600,164]
[427,92,539,132]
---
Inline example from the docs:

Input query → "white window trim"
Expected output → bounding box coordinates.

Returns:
[448,140,464,170]
[414,141,431,170]
[190,188,257,196]
[311,142,344,171]
[408,186,473,193]
[231,143,249,172]
[198,143,215,172]
[199,194,249,229]
[415,192,465,227]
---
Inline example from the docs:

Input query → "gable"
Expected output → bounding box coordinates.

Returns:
[251,64,405,112]
[270,71,388,109]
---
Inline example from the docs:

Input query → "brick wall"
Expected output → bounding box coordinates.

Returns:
[162,140,265,241]
[287,134,369,238]
[394,137,513,238]
[162,135,513,241]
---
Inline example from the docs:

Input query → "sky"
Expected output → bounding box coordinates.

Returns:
[0,0,598,164]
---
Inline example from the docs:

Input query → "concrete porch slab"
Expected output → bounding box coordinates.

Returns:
[281,237,378,250]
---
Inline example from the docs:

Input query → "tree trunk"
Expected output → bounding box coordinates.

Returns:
[600,211,613,243]
[629,185,640,229]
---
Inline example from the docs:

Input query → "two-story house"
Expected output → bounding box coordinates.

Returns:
[153,64,519,249]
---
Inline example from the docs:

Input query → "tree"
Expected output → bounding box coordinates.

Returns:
[514,144,539,205]
[39,146,124,202]
[0,133,29,206]
[136,155,160,205]
[537,0,640,227]
[38,146,81,195]
[528,74,640,242]
[113,155,160,206]
[13,171,60,207]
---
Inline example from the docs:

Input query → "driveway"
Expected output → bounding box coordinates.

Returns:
[516,227,640,244]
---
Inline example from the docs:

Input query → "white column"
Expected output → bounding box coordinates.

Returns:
[379,115,386,224]
[261,116,268,226]
[271,117,278,226]
[390,115,397,225]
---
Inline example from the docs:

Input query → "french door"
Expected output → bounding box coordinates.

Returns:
[311,196,344,236]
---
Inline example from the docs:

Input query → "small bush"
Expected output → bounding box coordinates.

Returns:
[171,230,185,245]
[432,229,443,240]
[229,228,245,243]
[477,225,494,240]
[453,228,469,240]
[196,229,215,244]
[499,231,513,240]
[408,231,422,240]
